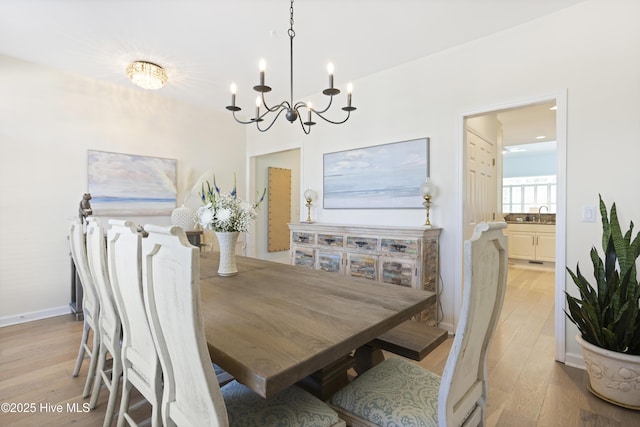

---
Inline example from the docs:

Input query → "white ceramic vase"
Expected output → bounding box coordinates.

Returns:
[216,231,239,276]
[577,334,640,409]
[171,205,195,231]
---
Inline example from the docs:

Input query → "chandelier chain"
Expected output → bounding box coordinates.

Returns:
[289,0,295,39]
[289,0,295,107]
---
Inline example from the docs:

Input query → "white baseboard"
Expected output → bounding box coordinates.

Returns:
[0,306,71,328]
[438,321,455,334]
[564,351,586,370]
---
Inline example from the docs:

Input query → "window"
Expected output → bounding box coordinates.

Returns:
[503,175,556,213]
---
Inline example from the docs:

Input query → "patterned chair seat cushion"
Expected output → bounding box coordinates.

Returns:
[330,357,440,427]
[223,380,343,427]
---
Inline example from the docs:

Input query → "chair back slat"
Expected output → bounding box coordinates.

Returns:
[107,220,161,400]
[86,218,120,341]
[69,219,99,322]
[142,224,228,427]
[439,221,508,425]
[69,218,101,398]
[86,218,123,422]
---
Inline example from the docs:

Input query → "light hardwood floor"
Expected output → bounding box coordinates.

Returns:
[1,266,639,426]
[415,266,640,426]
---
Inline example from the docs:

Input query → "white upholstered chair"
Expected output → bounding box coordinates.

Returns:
[107,220,162,427]
[330,222,508,427]
[69,218,101,399]
[141,224,345,427]
[85,218,122,427]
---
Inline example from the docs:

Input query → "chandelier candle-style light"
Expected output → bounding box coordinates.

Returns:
[226,0,356,134]
[126,61,168,90]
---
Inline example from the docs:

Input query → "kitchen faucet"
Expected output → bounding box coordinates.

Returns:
[538,205,549,222]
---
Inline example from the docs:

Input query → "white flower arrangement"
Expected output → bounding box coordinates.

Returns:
[196,174,266,232]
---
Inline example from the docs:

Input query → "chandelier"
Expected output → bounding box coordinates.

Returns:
[226,0,356,134]
[126,61,168,90]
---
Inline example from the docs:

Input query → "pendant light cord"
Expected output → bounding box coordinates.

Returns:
[289,0,295,108]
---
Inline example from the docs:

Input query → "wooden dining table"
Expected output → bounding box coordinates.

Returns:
[198,252,435,400]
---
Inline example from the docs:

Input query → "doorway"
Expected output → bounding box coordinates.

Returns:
[458,91,567,362]
[250,148,301,263]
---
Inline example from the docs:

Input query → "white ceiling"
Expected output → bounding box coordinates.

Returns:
[0,0,585,116]
[498,101,557,149]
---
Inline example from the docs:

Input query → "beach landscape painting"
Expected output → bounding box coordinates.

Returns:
[323,138,429,209]
[88,150,176,216]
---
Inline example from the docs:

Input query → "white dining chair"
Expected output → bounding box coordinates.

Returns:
[69,218,101,399]
[85,218,122,427]
[107,220,162,427]
[330,222,508,427]
[141,224,345,427]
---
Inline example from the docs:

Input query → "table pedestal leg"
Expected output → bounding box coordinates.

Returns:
[354,344,385,376]
[297,355,354,401]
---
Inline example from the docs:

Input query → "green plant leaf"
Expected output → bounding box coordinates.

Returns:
[566,195,640,355]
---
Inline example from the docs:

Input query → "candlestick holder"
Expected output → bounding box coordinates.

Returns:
[303,188,318,223]
[420,178,435,227]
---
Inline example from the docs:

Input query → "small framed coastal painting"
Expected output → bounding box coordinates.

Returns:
[87,150,177,216]
[323,138,429,209]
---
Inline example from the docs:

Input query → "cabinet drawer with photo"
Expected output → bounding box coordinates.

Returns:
[346,235,378,252]
[316,249,344,274]
[380,238,419,256]
[346,253,378,280]
[380,256,417,288]
[292,231,315,245]
[291,246,315,269]
[317,233,343,247]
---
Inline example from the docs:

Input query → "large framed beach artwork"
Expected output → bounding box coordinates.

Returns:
[323,138,429,209]
[87,150,177,216]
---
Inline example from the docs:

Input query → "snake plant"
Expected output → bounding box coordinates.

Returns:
[565,195,640,355]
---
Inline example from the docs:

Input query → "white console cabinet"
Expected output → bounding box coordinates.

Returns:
[288,223,441,325]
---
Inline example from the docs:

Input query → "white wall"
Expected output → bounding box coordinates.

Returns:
[0,55,246,324]
[246,0,640,360]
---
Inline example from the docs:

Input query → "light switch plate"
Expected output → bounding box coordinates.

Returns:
[582,206,597,222]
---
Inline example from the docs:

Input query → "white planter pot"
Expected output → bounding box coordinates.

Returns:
[576,334,640,410]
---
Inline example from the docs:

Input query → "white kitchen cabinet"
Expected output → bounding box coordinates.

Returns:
[505,223,555,262]
[289,223,441,325]
[535,232,556,262]
[508,231,537,259]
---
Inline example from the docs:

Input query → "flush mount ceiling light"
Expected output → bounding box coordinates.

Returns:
[126,61,168,90]
[226,0,356,134]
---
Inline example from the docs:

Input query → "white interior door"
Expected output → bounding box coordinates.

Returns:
[464,129,497,240]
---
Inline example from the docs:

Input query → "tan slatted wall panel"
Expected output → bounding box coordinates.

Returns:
[268,167,291,252]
